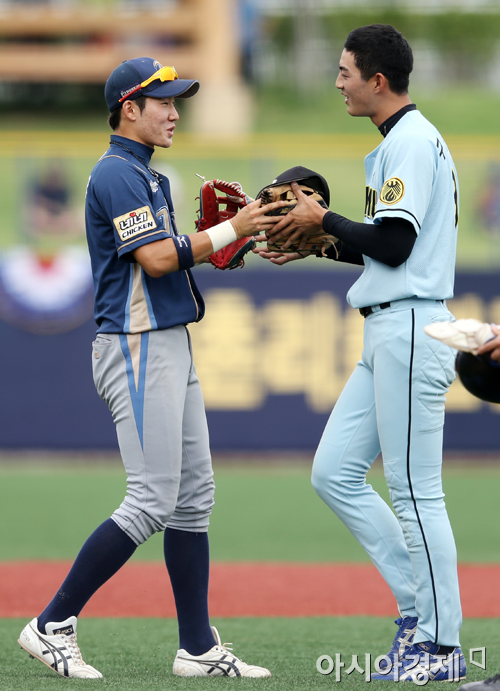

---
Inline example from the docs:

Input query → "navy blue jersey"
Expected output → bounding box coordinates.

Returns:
[85,135,204,333]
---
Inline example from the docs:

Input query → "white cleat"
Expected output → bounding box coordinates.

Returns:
[18,616,102,679]
[173,625,271,677]
[424,319,495,355]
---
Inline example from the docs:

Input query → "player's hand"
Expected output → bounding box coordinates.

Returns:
[477,324,500,363]
[253,234,310,265]
[266,182,328,250]
[230,198,286,239]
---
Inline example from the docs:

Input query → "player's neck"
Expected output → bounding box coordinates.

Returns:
[114,122,155,151]
[371,93,412,128]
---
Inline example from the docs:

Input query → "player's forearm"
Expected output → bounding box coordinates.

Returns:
[322,213,416,267]
[133,232,216,277]
[133,217,245,276]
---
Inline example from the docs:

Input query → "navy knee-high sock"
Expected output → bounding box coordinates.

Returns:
[37,518,137,633]
[163,527,215,655]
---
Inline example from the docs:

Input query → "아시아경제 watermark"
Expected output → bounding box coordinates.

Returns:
[316,647,486,684]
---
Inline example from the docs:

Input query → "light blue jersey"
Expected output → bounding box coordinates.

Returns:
[347,110,458,309]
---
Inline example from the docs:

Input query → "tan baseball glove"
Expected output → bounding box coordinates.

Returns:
[256,171,338,257]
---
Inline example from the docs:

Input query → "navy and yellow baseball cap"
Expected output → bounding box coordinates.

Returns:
[105,57,200,112]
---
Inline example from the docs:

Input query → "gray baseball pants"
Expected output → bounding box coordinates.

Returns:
[92,325,215,545]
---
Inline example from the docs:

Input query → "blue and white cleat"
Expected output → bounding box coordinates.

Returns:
[378,616,418,670]
[372,642,466,682]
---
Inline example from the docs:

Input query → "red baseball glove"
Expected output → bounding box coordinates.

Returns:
[195,179,255,269]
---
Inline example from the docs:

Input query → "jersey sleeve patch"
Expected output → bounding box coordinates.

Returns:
[380,177,405,205]
[113,206,157,242]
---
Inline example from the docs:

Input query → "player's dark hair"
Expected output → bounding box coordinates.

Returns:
[107,95,147,130]
[344,24,413,94]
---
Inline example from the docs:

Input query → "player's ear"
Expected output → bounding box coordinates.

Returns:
[121,100,138,122]
[373,72,387,93]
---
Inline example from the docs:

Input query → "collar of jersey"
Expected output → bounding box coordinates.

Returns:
[378,103,417,138]
[110,135,154,166]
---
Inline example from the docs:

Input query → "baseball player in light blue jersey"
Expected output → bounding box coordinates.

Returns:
[259,24,464,683]
[17,57,283,680]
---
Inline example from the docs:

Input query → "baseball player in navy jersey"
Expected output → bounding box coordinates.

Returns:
[259,25,464,682]
[17,57,284,680]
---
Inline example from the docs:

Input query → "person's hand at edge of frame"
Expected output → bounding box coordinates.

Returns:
[477,324,500,363]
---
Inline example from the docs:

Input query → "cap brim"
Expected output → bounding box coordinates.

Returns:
[256,175,330,207]
[260,166,330,206]
[145,79,200,99]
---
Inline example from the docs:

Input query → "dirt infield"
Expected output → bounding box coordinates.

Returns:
[0,562,498,618]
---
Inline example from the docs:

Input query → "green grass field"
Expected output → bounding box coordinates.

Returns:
[1,458,499,689]
[3,617,499,690]
[1,459,499,562]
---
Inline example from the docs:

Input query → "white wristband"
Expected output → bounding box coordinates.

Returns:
[205,220,238,253]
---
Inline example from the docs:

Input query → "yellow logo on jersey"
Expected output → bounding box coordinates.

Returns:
[380,177,405,205]
[114,206,157,241]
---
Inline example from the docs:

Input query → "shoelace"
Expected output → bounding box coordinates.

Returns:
[217,641,234,652]
[65,633,85,666]
[214,641,253,671]
[392,617,416,647]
